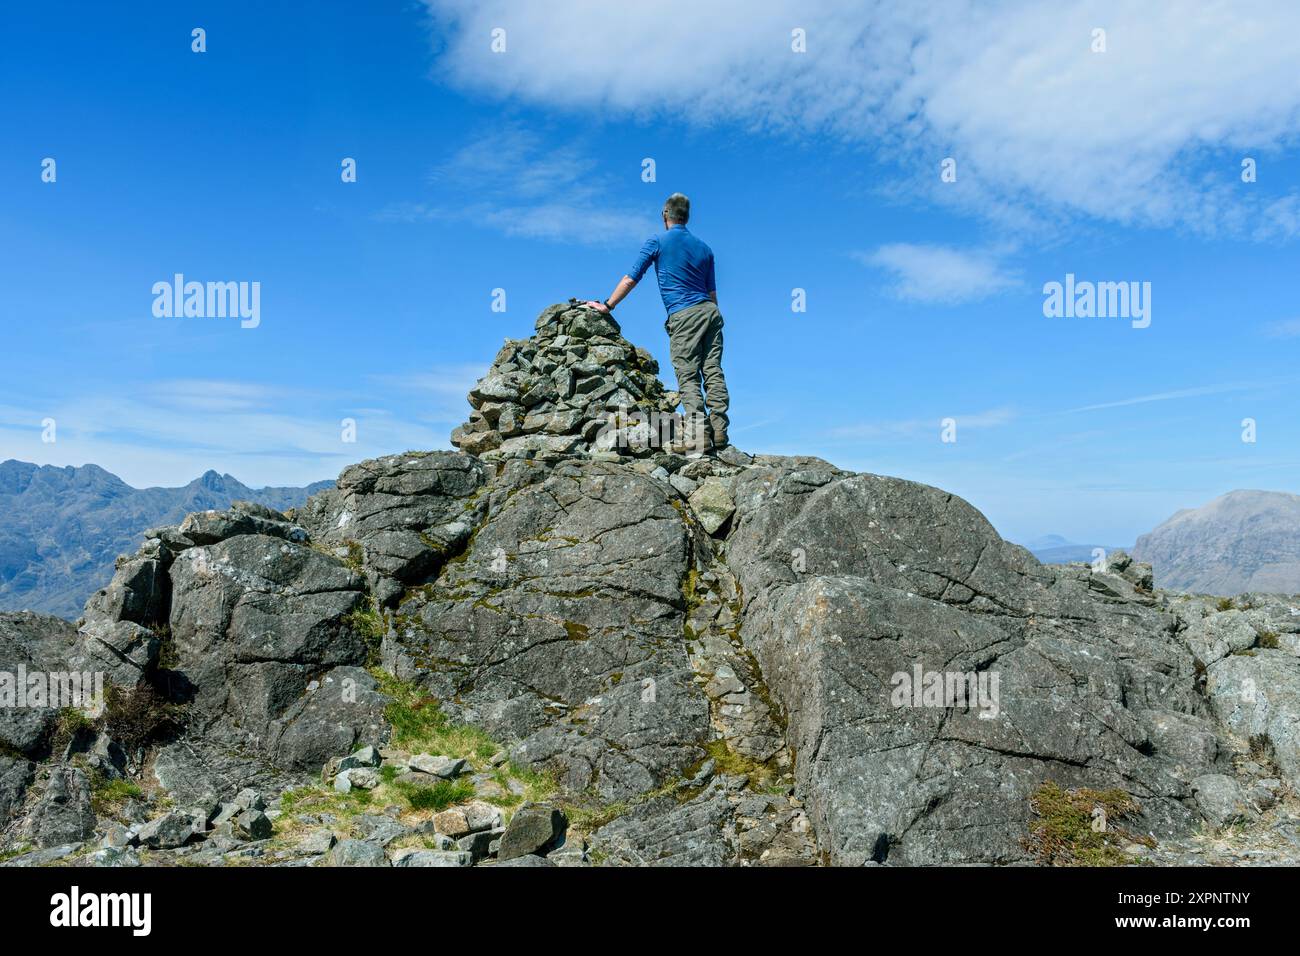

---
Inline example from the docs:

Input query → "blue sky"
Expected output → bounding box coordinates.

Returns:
[2,1,1299,545]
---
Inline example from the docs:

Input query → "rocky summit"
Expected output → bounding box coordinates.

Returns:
[2,302,1299,868]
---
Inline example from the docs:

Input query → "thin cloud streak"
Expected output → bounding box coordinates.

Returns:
[1065,382,1276,413]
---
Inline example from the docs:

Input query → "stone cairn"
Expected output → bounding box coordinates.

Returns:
[451,299,691,461]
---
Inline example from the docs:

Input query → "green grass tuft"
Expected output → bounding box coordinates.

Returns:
[394,777,475,812]
[1025,781,1153,866]
[372,669,505,764]
[89,774,144,815]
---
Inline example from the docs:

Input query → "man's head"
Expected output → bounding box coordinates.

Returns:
[662,192,690,227]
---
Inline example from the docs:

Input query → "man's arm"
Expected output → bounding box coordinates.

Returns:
[586,275,636,314]
[587,237,657,313]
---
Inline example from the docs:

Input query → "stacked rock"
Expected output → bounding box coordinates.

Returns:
[450,300,682,461]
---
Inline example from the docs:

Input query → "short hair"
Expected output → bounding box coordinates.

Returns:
[663,193,690,224]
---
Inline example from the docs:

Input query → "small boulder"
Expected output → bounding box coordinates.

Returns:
[136,810,194,849]
[458,826,506,861]
[353,813,410,847]
[408,754,467,778]
[90,846,141,867]
[232,788,266,811]
[21,767,96,848]
[393,849,472,867]
[688,478,736,535]
[334,767,381,792]
[498,803,567,861]
[338,745,383,772]
[234,808,274,841]
[326,839,389,867]
[432,808,471,838]
[495,854,556,867]
[1192,774,1255,829]
[299,830,336,854]
[464,801,503,833]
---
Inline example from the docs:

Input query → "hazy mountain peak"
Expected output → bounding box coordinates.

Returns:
[0,460,332,618]
[1133,489,1300,595]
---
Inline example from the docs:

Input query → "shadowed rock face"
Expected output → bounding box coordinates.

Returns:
[382,460,712,802]
[2,303,1297,866]
[1134,489,1300,595]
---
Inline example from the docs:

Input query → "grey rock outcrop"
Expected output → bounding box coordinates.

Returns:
[724,464,1215,864]
[0,613,82,753]
[1206,649,1300,786]
[21,766,96,848]
[3,301,1300,867]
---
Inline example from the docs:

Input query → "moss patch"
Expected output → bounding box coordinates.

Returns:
[699,738,781,792]
[1025,781,1153,866]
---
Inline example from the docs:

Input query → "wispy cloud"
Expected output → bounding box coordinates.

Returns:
[1065,382,1263,413]
[141,380,285,414]
[829,406,1016,440]
[0,377,454,488]
[376,125,647,245]
[854,243,1019,304]
[1263,318,1300,338]
[421,0,1300,239]
[369,364,484,398]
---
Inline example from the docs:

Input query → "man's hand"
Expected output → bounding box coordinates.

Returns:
[590,277,637,314]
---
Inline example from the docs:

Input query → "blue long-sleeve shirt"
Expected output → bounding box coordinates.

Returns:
[627,224,716,317]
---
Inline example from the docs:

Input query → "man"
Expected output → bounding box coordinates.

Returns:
[586,192,731,456]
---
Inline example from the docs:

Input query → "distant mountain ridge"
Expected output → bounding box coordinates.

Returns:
[1024,534,1131,565]
[0,460,332,618]
[1132,489,1300,595]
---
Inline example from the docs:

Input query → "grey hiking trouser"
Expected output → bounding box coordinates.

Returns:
[665,300,729,448]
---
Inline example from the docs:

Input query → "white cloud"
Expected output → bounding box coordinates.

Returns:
[377,125,648,244]
[855,243,1018,303]
[421,0,1300,237]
